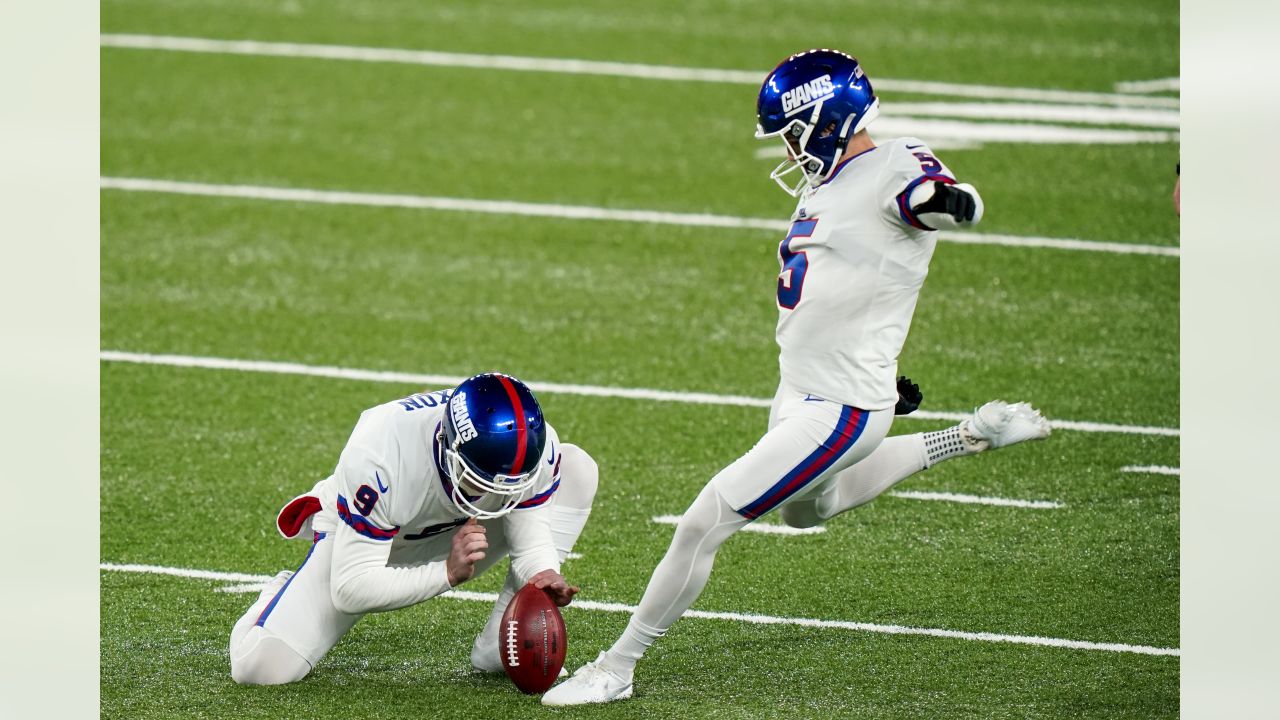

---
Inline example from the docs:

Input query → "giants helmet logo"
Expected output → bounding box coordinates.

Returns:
[781,74,836,115]
[450,392,478,442]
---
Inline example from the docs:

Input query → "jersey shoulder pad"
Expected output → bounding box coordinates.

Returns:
[512,424,561,511]
[885,138,952,179]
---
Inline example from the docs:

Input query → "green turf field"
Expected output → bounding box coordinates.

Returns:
[100,1,1180,717]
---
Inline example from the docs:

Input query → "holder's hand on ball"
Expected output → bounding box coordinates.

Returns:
[529,569,579,607]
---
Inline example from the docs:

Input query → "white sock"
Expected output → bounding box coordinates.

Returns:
[922,424,978,465]
[600,619,664,680]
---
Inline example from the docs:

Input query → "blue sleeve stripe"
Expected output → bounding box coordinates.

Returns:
[336,494,400,540]
[896,174,956,230]
[516,478,560,509]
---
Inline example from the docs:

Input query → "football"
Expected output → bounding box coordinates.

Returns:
[499,583,567,694]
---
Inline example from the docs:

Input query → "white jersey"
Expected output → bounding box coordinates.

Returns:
[276,389,562,614]
[315,390,562,542]
[775,136,958,410]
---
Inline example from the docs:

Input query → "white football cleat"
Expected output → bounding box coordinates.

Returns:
[961,400,1051,451]
[256,570,293,601]
[470,639,504,674]
[541,652,633,706]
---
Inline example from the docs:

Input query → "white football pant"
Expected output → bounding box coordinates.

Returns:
[229,444,598,685]
[604,380,939,673]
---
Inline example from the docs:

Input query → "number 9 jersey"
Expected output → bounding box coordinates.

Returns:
[775,136,970,410]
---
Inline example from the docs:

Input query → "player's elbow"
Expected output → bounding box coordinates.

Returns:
[911,181,984,230]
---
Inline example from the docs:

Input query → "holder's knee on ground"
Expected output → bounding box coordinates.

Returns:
[230,627,312,685]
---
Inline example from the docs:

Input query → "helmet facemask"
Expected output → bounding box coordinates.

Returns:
[756,103,833,197]
[438,425,541,519]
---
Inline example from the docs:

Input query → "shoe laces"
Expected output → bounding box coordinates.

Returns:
[575,661,625,688]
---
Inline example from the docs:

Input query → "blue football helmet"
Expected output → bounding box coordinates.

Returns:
[440,372,547,518]
[755,49,880,196]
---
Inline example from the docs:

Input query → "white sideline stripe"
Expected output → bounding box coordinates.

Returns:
[753,119,1178,149]
[888,490,1063,509]
[99,177,1181,258]
[1115,77,1181,94]
[1121,465,1181,476]
[100,561,1178,656]
[99,350,1182,438]
[652,514,826,536]
[100,33,1179,109]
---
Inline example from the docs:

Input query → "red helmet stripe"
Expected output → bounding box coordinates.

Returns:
[496,375,527,474]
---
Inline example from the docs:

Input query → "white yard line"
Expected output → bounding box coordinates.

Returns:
[888,491,1063,509]
[1115,78,1181,94]
[753,118,1177,149]
[652,514,826,536]
[1121,465,1181,476]
[871,117,1175,144]
[99,350,1181,437]
[888,102,1178,128]
[100,561,1178,656]
[100,33,1179,109]
[216,583,268,594]
[216,551,578,591]
[101,176,782,232]
[655,490,1063,531]
[101,562,271,584]
[99,177,1181,258]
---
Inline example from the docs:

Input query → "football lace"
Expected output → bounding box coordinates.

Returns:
[505,619,520,667]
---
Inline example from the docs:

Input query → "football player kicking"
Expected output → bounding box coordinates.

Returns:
[543,49,1050,705]
[229,373,597,685]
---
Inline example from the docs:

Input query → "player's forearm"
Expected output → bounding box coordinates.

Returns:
[510,545,561,585]
[329,528,452,614]
[331,562,452,614]
[505,509,561,584]
[909,181,984,230]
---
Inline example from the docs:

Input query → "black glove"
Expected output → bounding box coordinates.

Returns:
[895,375,922,415]
[913,182,976,223]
